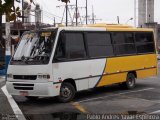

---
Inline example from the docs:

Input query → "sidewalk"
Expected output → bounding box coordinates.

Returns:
[0,77,17,120]
[0,76,5,83]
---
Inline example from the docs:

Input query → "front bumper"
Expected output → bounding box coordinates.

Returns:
[6,81,60,97]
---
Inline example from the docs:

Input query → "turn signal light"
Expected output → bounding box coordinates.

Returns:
[38,75,50,79]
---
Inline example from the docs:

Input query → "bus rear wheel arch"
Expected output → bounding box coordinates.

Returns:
[58,79,76,103]
[120,72,136,89]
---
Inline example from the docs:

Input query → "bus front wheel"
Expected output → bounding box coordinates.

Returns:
[58,82,76,103]
[120,73,136,89]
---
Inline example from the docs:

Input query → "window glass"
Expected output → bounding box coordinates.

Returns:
[135,32,155,54]
[88,46,114,57]
[125,33,134,43]
[112,32,136,55]
[86,32,114,58]
[87,33,111,45]
[65,33,86,59]
[54,32,86,60]
[135,32,153,43]
[136,43,155,53]
[54,33,66,59]
[114,44,136,55]
[112,32,125,44]
[113,32,134,44]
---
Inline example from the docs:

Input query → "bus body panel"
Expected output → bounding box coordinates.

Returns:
[6,82,60,97]
[7,65,51,79]
[6,25,158,99]
[97,54,157,87]
[6,64,61,96]
[52,59,106,91]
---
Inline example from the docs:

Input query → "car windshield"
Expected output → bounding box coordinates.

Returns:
[12,30,57,65]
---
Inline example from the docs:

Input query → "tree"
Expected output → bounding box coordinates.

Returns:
[0,0,34,41]
[0,0,33,70]
[1,0,34,22]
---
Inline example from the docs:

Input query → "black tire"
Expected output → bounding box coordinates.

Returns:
[58,82,76,103]
[26,96,38,100]
[120,73,136,89]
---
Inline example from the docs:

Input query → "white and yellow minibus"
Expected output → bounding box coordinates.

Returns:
[6,24,158,102]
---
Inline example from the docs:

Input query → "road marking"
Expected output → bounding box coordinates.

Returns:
[150,76,159,79]
[71,102,89,113]
[121,95,160,104]
[75,88,154,103]
[1,85,26,120]
[150,110,160,114]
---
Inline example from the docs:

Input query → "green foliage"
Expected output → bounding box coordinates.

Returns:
[0,0,33,21]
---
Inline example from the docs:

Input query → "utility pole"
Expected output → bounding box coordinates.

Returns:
[22,0,24,23]
[86,0,88,25]
[117,16,120,24]
[91,6,95,24]
[54,17,56,27]
[5,16,11,70]
[57,5,74,26]
[134,0,136,27]
[66,3,68,26]
[0,15,2,47]
[76,0,78,26]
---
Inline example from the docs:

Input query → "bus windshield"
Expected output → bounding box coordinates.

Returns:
[11,30,57,65]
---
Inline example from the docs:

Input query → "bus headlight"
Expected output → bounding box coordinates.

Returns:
[7,74,13,78]
[37,75,50,79]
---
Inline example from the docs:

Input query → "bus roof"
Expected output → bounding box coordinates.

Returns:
[42,23,154,32]
[86,23,154,32]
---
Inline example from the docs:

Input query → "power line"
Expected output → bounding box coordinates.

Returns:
[42,10,62,19]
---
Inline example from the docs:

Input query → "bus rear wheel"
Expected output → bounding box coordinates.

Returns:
[120,73,136,89]
[58,82,76,103]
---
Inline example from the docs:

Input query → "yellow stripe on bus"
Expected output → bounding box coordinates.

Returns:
[97,54,157,87]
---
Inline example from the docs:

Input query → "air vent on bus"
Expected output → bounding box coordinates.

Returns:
[13,83,34,90]
[13,75,37,80]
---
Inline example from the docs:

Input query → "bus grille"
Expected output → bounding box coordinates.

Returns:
[13,75,37,80]
[13,83,34,90]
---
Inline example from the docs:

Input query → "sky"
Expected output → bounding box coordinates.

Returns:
[5,0,160,27]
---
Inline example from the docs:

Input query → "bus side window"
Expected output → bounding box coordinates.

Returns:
[65,32,86,59]
[54,32,87,62]
[135,32,155,53]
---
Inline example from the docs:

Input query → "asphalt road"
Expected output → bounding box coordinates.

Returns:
[1,63,160,120]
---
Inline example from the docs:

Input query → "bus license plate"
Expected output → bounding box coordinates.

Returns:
[20,91,28,96]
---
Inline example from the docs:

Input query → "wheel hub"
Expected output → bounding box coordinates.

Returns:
[61,87,71,98]
[128,77,134,87]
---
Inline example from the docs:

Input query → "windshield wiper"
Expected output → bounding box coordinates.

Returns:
[21,56,30,64]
